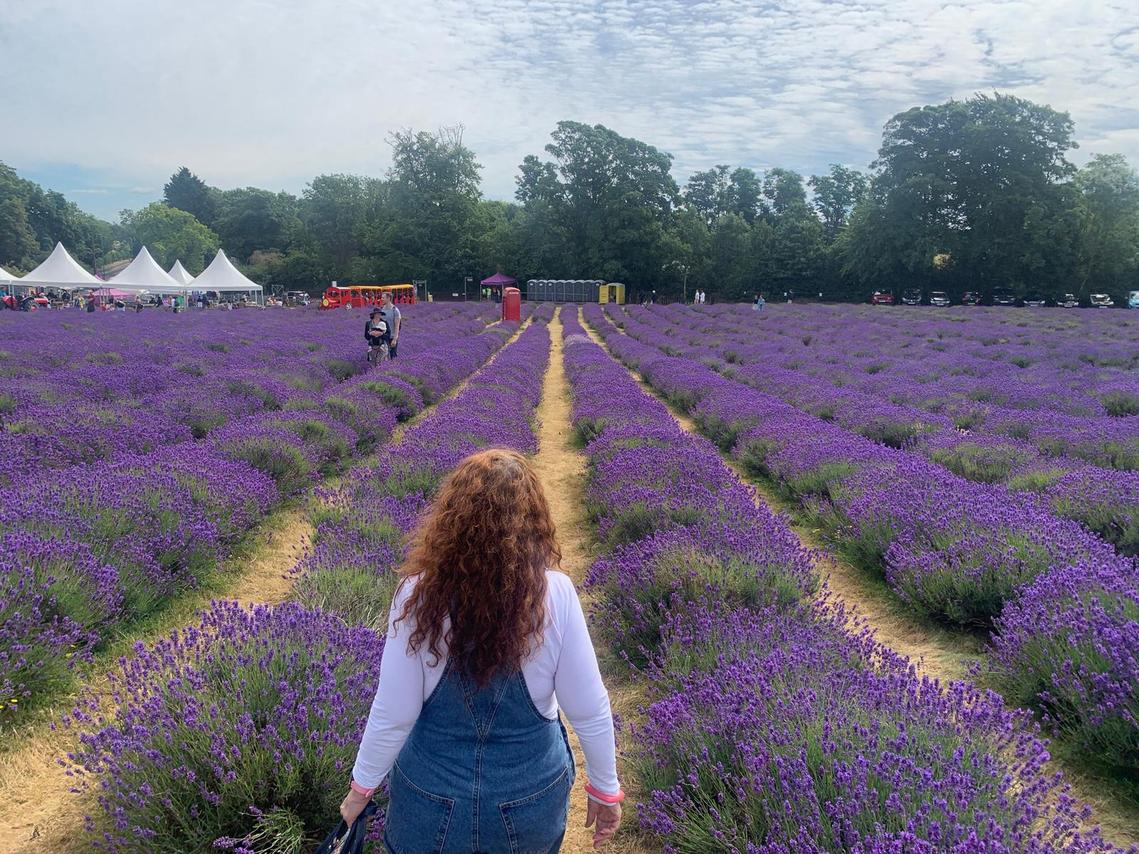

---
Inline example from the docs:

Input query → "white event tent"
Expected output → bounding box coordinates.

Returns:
[106,246,180,292]
[15,242,101,291]
[189,250,264,303]
[168,260,195,285]
[0,266,12,285]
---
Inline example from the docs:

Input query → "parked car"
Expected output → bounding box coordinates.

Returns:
[286,290,310,307]
[961,291,982,305]
[1090,293,1115,308]
[870,290,895,305]
[1058,293,1080,308]
[901,288,922,305]
[929,291,950,306]
[993,289,1017,306]
[1128,290,1139,309]
[1023,294,1047,307]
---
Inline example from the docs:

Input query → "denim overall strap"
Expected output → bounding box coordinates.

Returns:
[386,658,575,854]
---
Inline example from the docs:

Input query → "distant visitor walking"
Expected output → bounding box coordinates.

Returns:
[340,450,623,852]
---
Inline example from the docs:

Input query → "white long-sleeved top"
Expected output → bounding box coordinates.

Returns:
[351,570,620,795]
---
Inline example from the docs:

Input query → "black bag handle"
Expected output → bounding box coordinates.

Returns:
[314,801,377,854]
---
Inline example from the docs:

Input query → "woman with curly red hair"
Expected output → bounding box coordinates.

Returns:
[340,449,623,852]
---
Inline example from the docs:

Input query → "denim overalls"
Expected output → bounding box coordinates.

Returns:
[384,659,575,854]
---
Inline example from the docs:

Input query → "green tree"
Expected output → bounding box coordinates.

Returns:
[847,93,1078,298]
[1071,154,1139,298]
[214,187,301,262]
[726,168,763,224]
[164,167,218,229]
[684,166,763,226]
[809,165,869,243]
[0,194,37,270]
[121,202,219,270]
[684,165,732,226]
[516,121,678,289]
[380,126,483,288]
[300,174,385,274]
[763,168,809,217]
[708,213,753,300]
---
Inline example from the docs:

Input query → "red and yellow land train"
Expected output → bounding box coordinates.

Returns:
[320,283,416,309]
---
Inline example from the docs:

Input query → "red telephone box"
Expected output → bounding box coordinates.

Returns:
[502,287,521,322]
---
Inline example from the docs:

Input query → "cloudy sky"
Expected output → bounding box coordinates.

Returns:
[3,0,1137,221]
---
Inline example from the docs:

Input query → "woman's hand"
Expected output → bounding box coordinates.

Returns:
[339,788,371,825]
[585,798,621,848]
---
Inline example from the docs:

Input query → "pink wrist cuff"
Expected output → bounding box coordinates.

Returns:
[584,780,625,804]
[350,779,377,797]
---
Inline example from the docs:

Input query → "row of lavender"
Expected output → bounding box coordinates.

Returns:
[63,313,554,851]
[586,304,1139,776]
[291,307,553,630]
[0,305,493,484]
[701,303,1138,421]
[623,304,1139,555]
[561,310,1117,853]
[0,307,508,728]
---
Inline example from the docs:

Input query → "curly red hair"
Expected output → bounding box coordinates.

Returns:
[397,449,561,686]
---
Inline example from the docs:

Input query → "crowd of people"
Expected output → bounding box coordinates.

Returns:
[0,288,261,312]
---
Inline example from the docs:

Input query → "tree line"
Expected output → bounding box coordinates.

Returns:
[2,92,1137,302]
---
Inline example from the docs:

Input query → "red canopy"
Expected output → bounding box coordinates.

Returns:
[480,272,516,286]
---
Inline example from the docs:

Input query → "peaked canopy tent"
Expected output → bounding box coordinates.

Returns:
[14,242,101,291]
[480,272,516,302]
[481,272,516,287]
[189,250,264,303]
[0,266,12,288]
[168,261,195,285]
[106,246,181,291]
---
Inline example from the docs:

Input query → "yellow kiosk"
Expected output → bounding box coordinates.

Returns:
[598,282,625,304]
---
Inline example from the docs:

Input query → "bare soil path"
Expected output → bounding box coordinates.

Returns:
[531,309,657,854]
[580,313,1139,850]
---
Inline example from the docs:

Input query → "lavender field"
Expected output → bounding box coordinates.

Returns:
[1,302,1137,853]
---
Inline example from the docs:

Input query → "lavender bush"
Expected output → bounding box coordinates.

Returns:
[586,302,1139,765]
[292,321,550,624]
[0,306,497,722]
[566,308,1123,851]
[638,604,1109,854]
[65,602,385,852]
[993,561,1139,771]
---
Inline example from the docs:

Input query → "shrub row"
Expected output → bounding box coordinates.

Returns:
[587,304,1139,773]
[0,308,502,725]
[64,315,554,851]
[564,309,1118,852]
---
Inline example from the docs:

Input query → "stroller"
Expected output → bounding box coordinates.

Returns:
[365,311,390,364]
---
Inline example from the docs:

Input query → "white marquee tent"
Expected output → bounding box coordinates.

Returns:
[168,260,195,285]
[15,242,101,290]
[190,250,263,301]
[0,266,12,284]
[106,246,180,291]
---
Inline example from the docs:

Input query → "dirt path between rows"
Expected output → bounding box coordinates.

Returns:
[580,313,1139,850]
[0,323,528,854]
[531,309,656,854]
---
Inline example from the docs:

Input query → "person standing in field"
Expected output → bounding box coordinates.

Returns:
[379,290,401,360]
[340,449,623,852]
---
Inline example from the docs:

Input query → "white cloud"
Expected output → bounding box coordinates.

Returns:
[2,0,1137,216]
